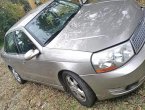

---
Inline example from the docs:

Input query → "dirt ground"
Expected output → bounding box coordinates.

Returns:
[0,56,145,110]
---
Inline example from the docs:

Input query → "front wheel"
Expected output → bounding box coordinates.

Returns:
[62,71,96,107]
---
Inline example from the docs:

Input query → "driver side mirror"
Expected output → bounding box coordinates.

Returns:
[24,49,40,60]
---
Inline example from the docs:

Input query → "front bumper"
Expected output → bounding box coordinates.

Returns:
[80,44,145,100]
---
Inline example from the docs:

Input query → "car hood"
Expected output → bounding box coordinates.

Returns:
[47,0,144,52]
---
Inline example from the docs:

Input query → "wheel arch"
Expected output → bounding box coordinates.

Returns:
[58,70,77,91]
[58,69,97,106]
[58,69,96,96]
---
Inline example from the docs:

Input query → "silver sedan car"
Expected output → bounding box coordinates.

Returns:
[1,0,145,107]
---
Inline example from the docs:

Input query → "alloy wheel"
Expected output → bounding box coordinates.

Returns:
[66,75,86,102]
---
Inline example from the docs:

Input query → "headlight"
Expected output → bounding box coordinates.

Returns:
[92,41,134,73]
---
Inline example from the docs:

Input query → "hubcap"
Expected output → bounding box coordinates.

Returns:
[66,76,86,102]
[12,69,21,82]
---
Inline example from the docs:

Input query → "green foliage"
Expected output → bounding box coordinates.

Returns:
[0,1,25,47]
[137,0,145,7]
[10,0,31,12]
[0,32,4,48]
[0,1,25,32]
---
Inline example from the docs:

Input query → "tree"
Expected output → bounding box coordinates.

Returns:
[137,0,145,7]
[10,0,31,12]
[0,1,25,45]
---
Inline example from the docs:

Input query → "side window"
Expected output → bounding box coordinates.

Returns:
[15,30,36,54]
[4,32,18,54]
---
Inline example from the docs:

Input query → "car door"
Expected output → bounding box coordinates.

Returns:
[12,30,40,81]
[3,32,20,71]
[13,30,54,84]
[3,30,37,80]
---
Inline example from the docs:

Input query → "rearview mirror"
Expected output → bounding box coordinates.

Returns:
[24,49,40,60]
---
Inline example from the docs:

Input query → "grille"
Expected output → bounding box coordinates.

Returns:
[130,18,145,53]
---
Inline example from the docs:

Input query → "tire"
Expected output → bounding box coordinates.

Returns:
[62,71,96,107]
[9,67,26,84]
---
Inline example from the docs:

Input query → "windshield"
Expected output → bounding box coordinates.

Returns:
[25,0,80,46]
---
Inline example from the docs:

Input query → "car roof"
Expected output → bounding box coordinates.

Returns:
[6,0,54,35]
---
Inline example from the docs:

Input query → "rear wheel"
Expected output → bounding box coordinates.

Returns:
[62,71,96,107]
[9,67,26,84]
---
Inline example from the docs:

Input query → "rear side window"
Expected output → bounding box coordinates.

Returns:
[4,33,18,54]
